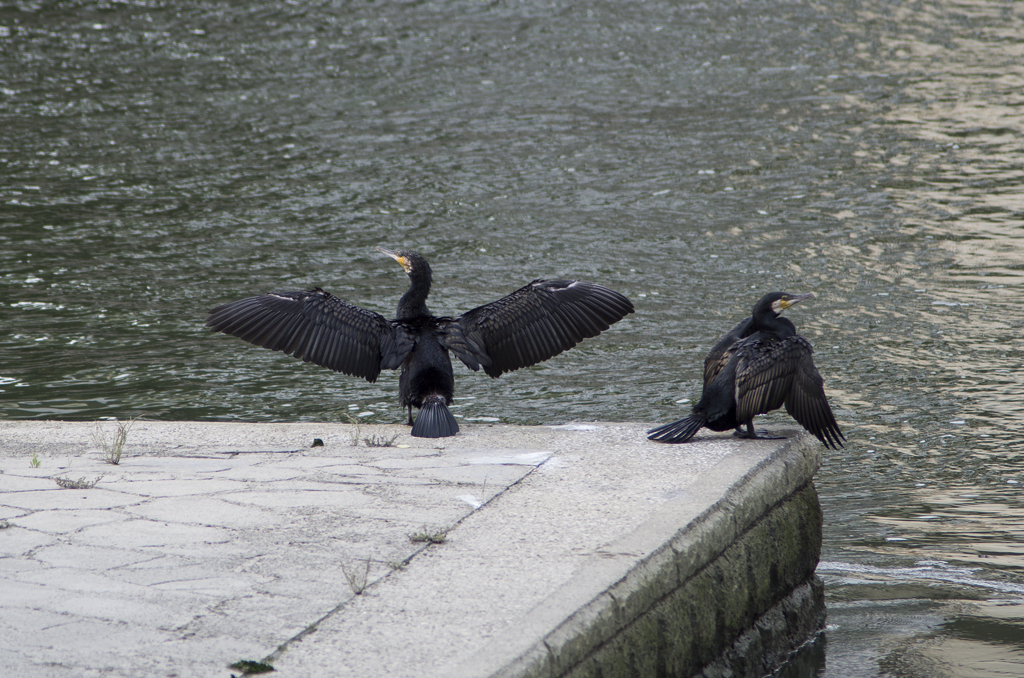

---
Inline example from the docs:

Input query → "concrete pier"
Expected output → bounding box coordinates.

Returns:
[0,421,824,677]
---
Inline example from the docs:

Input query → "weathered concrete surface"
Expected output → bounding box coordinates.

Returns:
[0,420,823,677]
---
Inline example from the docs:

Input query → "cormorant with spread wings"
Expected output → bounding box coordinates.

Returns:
[647,292,844,449]
[207,247,634,438]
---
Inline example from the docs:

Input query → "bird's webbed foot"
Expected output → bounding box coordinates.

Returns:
[732,424,786,441]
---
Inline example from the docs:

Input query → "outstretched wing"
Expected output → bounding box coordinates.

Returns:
[733,336,803,423]
[441,279,634,378]
[703,316,754,390]
[784,347,845,449]
[206,289,414,383]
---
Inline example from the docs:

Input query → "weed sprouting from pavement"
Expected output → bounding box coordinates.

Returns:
[54,476,101,490]
[363,433,399,448]
[94,418,134,465]
[409,528,448,545]
[342,559,373,595]
[228,659,275,675]
[342,412,362,446]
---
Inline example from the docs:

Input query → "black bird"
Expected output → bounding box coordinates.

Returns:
[206,248,634,438]
[647,292,844,449]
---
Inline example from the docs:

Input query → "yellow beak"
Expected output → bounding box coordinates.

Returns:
[375,246,410,272]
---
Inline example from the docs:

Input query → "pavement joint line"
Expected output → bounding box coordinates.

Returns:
[263,446,554,665]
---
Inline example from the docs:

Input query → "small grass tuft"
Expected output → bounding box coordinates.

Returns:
[228,659,275,674]
[341,412,362,446]
[54,476,101,490]
[409,528,448,545]
[341,558,372,595]
[30,452,41,468]
[363,433,399,448]
[93,418,135,465]
[0,520,11,530]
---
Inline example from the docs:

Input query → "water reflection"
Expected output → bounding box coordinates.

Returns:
[814,2,1024,675]
[825,595,1024,678]
[823,565,1024,678]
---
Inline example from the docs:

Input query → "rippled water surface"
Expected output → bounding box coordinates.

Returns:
[3,1,1023,675]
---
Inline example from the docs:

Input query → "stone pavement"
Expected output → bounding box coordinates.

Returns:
[0,420,820,677]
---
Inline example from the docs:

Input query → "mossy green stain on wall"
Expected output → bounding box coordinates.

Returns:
[558,482,824,678]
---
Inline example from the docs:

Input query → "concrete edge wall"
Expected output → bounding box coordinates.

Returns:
[698,576,826,678]
[457,434,824,678]
[563,483,825,678]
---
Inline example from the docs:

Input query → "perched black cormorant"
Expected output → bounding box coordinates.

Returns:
[647,292,844,449]
[206,248,634,438]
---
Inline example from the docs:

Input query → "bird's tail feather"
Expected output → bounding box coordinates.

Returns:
[411,397,460,438]
[647,415,704,444]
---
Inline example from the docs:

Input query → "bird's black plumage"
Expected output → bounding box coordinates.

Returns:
[648,292,844,449]
[207,248,634,438]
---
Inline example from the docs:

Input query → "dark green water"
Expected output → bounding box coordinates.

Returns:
[3,1,1023,675]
